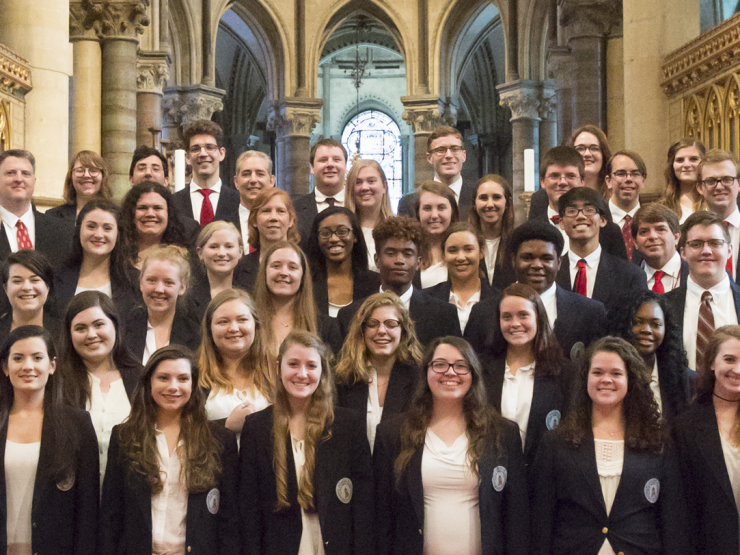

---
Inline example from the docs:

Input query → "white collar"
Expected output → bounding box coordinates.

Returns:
[314,187,345,204]
[434,175,463,199]
[687,273,731,297]
[381,284,414,305]
[724,206,740,227]
[539,282,557,304]
[190,179,222,193]
[608,199,640,221]
[0,204,32,228]
[643,251,682,278]
[568,244,602,268]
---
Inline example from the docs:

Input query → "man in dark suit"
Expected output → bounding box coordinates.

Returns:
[664,211,740,371]
[232,150,275,249]
[0,150,73,267]
[555,187,647,315]
[529,146,628,260]
[293,138,348,246]
[128,145,169,188]
[397,126,476,219]
[336,216,461,345]
[605,150,647,261]
[172,120,240,229]
[465,220,607,358]
[631,203,687,292]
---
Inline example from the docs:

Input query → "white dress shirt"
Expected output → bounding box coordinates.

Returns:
[567,245,602,299]
[547,206,569,253]
[143,320,170,366]
[724,207,740,280]
[434,175,463,204]
[683,275,738,370]
[362,227,377,272]
[292,437,325,555]
[205,387,270,421]
[151,432,188,555]
[501,361,536,448]
[380,285,413,311]
[608,199,640,229]
[239,204,250,248]
[87,374,131,483]
[719,433,740,552]
[189,180,222,223]
[366,369,383,453]
[314,187,345,213]
[449,289,480,335]
[642,251,682,293]
[539,282,558,328]
[75,281,112,297]
[5,440,39,555]
[484,238,500,285]
[649,359,663,414]
[0,205,35,252]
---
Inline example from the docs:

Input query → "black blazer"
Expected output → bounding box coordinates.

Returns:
[0,406,99,555]
[171,184,241,228]
[121,304,201,363]
[422,276,498,305]
[0,310,61,345]
[312,268,381,316]
[556,251,648,315]
[52,262,141,316]
[292,193,319,251]
[373,415,529,555]
[673,395,739,555]
[636,258,690,291]
[240,406,374,555]
[396,179,477,220]
[233,250,260,293]
[464,285,607,359]
[100,423,240,555]
[653,355,692,422]
[0,207,74,267]
[45,202,77,226]
[336,287,462,346]
[530,430,692,555]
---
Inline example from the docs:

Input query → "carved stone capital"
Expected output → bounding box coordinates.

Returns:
[400,95,457,134]
[267,98,324,138]
[86,0,150,41]
[538,83,558,120]
[559,0,622,39]
[0,44,32,99]
[137,51,170,94]
[497,81,542,122]
[162,84,225,127]
[70,2,101,40]
[546,45,573,82]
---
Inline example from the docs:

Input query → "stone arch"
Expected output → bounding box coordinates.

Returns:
[166,0,199,85]
[336,97,405,137]
[521,0,553,80]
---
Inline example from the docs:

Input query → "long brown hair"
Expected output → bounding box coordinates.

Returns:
[117,345,223,493]
[659,137,707,218]
[468,174,514,241]
[272,332,335,510]
[568,125,612,196]
[345,159,394,222]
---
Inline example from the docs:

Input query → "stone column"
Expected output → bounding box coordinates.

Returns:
[498,80,541,225]
[539,83,558,154]
[267,98,324,194]
[70,3,102,156]
[94,0,150,199]
[400,95,456,185]
[161,84,225,142]
[136,51,169,148]
[547,46,574,145]
[0,0,73,199]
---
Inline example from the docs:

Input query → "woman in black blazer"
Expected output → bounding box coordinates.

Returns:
[122,244,200,364]
[0,325,99,555]
[530,336,691,555]
[374,336,529,555]
[479,283,573,470]
[334,291,422,451]
[609,290,692,421]
[673,325,740,555]
[53,199,140,314]
[305,206,380,317]
[240,331,374,555]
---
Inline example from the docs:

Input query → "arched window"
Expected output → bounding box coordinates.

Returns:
[341,110,403,211]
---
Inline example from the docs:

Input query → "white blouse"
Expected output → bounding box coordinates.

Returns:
[151,432,188,555]
[143,320,169,366]
[205,387,270,421]
[75,281,112,297]
[291,437,325,555]
[362,227,377,272]
[595,439,624,555]
[500,361,536,448]
[649,359,663,414]
[5,441,40,555]
[449,290,480,335]
[422,430,481,555]
[720,433,740,550]
[366,369,384,453]
[87,373,131,483]
[421,262,448,289]
[484,238,501,285]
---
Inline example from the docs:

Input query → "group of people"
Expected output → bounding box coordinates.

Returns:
[0,118,736,555]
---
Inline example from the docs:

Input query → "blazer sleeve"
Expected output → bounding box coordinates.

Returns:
[349,411,375,555]
[501,422,530,555]
[372,421,397,555]
[74,410,101,555]
[658,445,693,555]
[529,431,558,555]
[239,416,263,555]
[99,426,126,555]
[214,427,241,555]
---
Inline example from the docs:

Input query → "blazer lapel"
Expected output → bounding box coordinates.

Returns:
[523,376,553,457]
[695,401,737,506]
[0,223,11,260]
[382,361,416,416]
[591,254,611,301]
[556,254,571,290]
[567,437,607,515]
[484,356,506,411]
[344,382,370,415]
[731,281,740,320]
[405,449,425,528]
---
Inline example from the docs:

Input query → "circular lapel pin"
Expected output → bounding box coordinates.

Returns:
[207,488,220,514]
[546,410,561,431]
[336,477,353,504]
[644,478,660,504]
[492,466,507,492]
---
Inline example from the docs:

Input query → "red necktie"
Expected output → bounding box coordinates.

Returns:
[574,259,587,296]
[199,189,214,228]
[696,291,715,369]
[622,215,634,261]
[725,221,734,277]
[550,215,561,225]
[16,220,32,250]
[652,270,666,294]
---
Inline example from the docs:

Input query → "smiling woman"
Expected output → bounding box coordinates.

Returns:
[47,150,112,226]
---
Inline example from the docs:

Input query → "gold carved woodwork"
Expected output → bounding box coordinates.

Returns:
[0,100,10,152]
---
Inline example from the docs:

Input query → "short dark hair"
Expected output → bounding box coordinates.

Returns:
[182,120,224,149]
[631,204,680,238]
[679,210,731,249]
[0,150,35,173]
[540,146,584,179]
[557,186,610,219]
[426,126,463,152]
[309,139,347,165]
[607,150,647,177]
[508,220,565,257]
[2,249,53,293]
[129,146,169,177]
[372,216,426,253]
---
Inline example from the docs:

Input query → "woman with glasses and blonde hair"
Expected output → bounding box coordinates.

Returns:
[334,292,422,451]
[240,331,374,555]
[47,150,112,225]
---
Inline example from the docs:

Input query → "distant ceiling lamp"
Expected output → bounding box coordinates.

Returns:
[344,15,371,158]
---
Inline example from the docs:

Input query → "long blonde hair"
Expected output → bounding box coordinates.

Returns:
[345,159,394,222]
[272,332,334,510]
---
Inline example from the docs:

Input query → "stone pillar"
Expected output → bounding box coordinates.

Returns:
[539,83,558,154]
[136,51,169,148]
[498,80,541,225]
[547,46,574,145]
[70,3,102,156]
[400,95,456,185]
[0,0,73,199]
[267,98,324,194]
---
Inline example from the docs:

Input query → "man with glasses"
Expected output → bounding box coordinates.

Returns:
[606,151,647,261]
[664,211,740,370]
[555,187,646,314]
[697,149,740,282]
[172,119,240,228]
[398,126,474,218]
[129,145,169,188]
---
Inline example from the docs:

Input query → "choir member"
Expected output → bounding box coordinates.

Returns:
[605,151,647,261]
[631,204,687,293]
[240,331,373,555]
[659,137,706,223]
[46,150,112,225]
[569,125,613,196]
[100,344,240,555]
[414,181,459,288]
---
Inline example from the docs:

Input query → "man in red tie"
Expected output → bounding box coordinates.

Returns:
[696,149,740,283]
[632,204,685,293]
[605,151,647,261]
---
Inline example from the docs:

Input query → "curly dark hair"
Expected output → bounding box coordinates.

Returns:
[183,120,224,149]
[371,215,426,254]
[557,336,665,453]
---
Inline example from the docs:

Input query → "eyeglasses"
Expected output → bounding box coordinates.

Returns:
[188,144,220,154]
[702,176,737,188]
[685,239,728,250]
[318,226,352,240]
[545,172,580,183]
[611,170,644,179]
[563,206,598,218]
[429,146,464,156]
[428,359,470,375]
[364,318,400,330]
[575,145,601,154]
[72,167,102,177]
